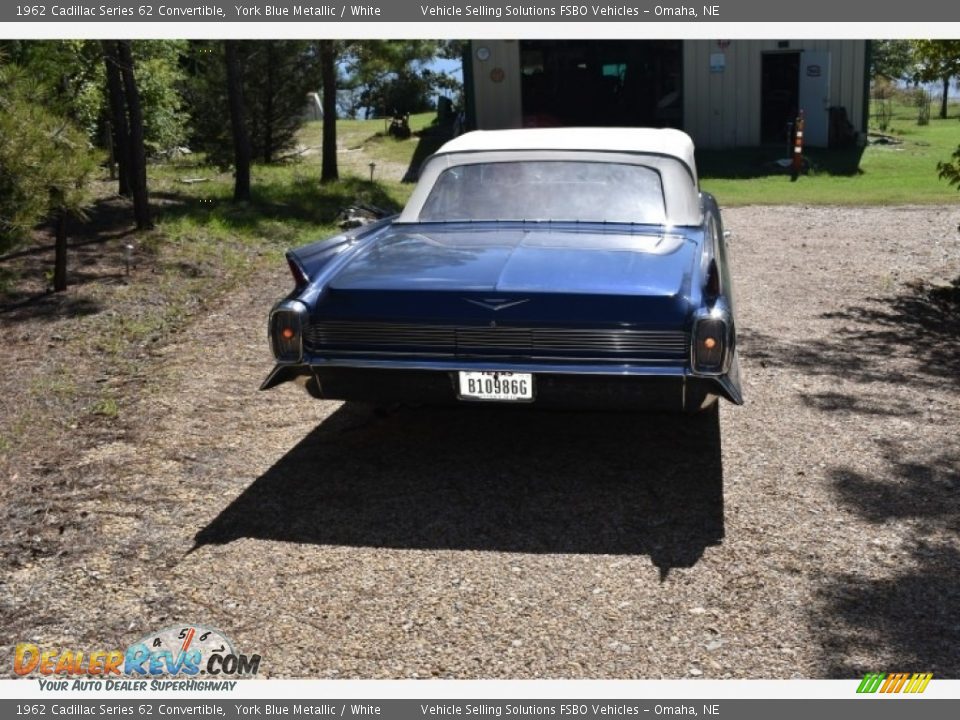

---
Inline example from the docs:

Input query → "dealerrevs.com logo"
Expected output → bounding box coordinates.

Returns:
[14,624,261,690]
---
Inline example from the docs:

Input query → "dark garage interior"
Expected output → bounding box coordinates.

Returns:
[518,40,683,128]
[760,51,801,144]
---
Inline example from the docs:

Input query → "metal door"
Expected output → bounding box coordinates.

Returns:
[799,51,831,147]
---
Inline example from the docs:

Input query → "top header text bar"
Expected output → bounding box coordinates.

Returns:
[4,1,959,24]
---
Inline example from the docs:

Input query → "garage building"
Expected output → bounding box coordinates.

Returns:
[464,40,870,148]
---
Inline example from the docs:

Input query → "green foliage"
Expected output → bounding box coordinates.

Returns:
[871,79,894,131]
[132,40,189,155]
[0,40,188,155]
[0,66,96,253]
[181,42,230,166]
[437,40,465,62]
[184,40,321,166]
[359,69,442,117]
[345,40,441,88]
[937,145,960,190]
[870,40,916,80]
[912,40,960,118]
[912,40,960,84]
[341,41,462,118]
[0,40,102,125]
[913,87,932,125]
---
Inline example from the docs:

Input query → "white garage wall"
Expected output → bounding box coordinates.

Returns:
[683,40,867,148]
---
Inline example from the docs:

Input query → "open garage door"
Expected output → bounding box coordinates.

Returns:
[518,40,683,129]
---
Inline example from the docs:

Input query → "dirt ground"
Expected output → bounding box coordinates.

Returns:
[2,204,959,678]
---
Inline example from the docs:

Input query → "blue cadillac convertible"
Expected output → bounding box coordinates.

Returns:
[261,127,742,414]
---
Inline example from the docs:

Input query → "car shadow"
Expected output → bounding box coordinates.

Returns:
[194,403,725,578]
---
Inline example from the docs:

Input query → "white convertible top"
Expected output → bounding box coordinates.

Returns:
[436,127,698,180]
[400,127,704,227]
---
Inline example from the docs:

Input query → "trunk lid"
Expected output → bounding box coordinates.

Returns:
[322,225,698,327]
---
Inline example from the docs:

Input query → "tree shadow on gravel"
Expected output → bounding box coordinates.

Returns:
[738,276,960,675]
[194,403,725,579]
[813,447,960,677]
[0,293,102,322]
[798,391,921,417]
[0,196,139,323]
[741,275,960,391]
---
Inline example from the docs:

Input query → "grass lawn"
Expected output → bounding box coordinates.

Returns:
[296,111,441,183]
[149,113,441,252]
[701,100,960,206]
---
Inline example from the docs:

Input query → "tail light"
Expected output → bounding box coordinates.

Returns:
[692,315,728,374]
[269,300,308,363]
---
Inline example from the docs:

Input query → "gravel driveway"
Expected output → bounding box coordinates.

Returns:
[3,205,959,678]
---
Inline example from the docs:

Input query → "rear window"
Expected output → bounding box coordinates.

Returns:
[418,160,666,224]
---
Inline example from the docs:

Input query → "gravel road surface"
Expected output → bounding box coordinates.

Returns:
[3,205,960,678]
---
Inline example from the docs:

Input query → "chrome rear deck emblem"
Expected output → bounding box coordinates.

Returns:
[464,298,531,312]
[464,298,530,312]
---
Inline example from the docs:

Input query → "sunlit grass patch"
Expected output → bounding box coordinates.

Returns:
[701,101,960,206]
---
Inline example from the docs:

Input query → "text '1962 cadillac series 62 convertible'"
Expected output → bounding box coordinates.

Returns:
[261,127,742,414]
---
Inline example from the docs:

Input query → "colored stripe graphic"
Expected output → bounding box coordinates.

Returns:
[907,673,934,693]
[857,673,886,693]
[888,673,909,693]
[857,672,932,694]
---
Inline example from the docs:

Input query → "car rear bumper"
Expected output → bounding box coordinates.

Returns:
[261,358,742,413]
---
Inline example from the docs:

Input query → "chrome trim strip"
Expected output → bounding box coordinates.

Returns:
[308,356,689,377]
[312,350,456,358]
[308,350,686,364]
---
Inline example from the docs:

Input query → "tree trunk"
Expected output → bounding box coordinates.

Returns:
[225,41,252,202]
[116,40,152,230]
[264,43,275,164]
[941,75,950,119]
[320,40,338,184]
[53,210,68,293]
[105,121,116,181]
[102,41,130,197]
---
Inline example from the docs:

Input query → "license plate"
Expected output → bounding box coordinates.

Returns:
[458,371,534,402]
